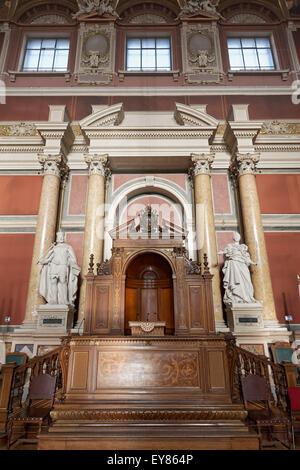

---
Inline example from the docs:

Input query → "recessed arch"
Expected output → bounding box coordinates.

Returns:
[104,175,195,260]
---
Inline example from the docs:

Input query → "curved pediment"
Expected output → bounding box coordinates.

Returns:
[80,103,124,128]
[174,103,219,128]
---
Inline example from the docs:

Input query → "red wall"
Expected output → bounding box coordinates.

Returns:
[256,174,300,214]
[265,232,300,324]
[0,175,42,215]
[0,234,34,325]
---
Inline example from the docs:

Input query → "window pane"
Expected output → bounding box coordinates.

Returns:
[41,39,56,49]
[56,38,70,49]
[256,38,271,48]
[127,38,140,49]
[39,49,55,70]
[228,49,244,69]
[156,48,171,69]
[258,49,274,69]
[142,49,156,69]
[142,38,155,49]
[127,49,141,69]
[227,38,241,49]
[156,38,170,49]
[53,49,69,70]
[241,38,256,48]
[27,39,42,49]
[243,48,259,69]
[23,49,40,70]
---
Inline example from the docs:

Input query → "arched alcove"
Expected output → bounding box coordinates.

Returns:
[125,252,174,335]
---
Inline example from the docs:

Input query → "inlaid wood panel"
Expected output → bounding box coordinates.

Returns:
[96,351,200,389]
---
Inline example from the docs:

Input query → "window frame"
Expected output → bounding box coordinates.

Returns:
[18,32,71,73]
[226,32,279,72]
[125,36,172,72]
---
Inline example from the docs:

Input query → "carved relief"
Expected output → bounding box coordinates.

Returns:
[0,123,38,137]
[98,351,199,388]
[72,0,119,19]
[181,23,223,84]
[129,14,167,24]
[75,23,115,85]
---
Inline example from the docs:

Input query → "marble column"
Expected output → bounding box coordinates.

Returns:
[77,154,110,325]
[231,152,277,321]
[24,154,67,327]
[190,153,224,325]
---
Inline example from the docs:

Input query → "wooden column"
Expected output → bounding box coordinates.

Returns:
[78,154,110,325]
[190,153,223,325]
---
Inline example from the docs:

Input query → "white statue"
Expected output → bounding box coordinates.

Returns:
[218,232,259,305]
[37,232,81,306]
[179,0,221,17]
[72,0,119,19]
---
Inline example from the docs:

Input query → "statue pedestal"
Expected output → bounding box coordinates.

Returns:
[36,305,75,334]
[226,303,264,333]
[128,321,166,336]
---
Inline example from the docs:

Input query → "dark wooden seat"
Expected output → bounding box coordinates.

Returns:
[7,373,56,449]
[241,374,292,449]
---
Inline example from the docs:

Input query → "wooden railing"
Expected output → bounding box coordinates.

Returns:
[0,337,70,433]
[225,334,292,412]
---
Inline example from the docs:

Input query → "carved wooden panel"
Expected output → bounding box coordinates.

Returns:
[70,351,89,391]
[207,350,226,392]
[93,285,110,331]
[187,284,205,330]
[96,351,200,389]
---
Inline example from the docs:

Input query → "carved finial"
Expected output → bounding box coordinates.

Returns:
[88,254,94,275]
[203,253,210,274]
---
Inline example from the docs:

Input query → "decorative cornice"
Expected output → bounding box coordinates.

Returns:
[190,152,215,176]
[84,153,111,178]
[37,153,69,179]
[84,129,214,139]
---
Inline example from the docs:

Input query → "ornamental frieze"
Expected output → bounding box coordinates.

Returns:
[0,123,39,137]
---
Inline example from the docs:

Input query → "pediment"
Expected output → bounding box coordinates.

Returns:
[110,207,188,240]
[174,102,219,128]
[79,103,124,128]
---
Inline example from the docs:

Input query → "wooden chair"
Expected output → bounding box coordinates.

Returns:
[270,342,300,386]
[241,374,293,449]
[287,387,300,449]
[7,373,56,449]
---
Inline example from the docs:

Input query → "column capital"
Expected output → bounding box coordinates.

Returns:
[190,152,215,176]
[38,153,69,179]
[84,153,111,178]
[230,152,260,179]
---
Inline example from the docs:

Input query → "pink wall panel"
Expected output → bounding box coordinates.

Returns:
[216,231,234,266]
[0,176,42,215]
[68,175,88,215]
[265,232,300,324]
[0,234,34,325]
[65,233,84,268]
[256,174,300,214]
[211,174,231,214]
[113,174,186,191]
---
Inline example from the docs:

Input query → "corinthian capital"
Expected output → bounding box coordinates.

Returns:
[190,152,215,176]
[38,153,68,179]
[84,153,111,179]
[230,152,260,179]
